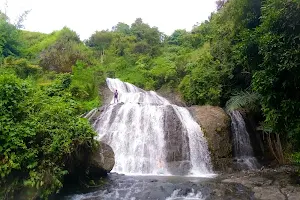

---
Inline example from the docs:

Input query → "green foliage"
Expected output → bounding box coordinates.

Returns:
[20,30,49,59]
[70,62,104,111]
[167,29,190,46]
[189,21,212,48]
[84,18,164,89]
[1,1,300,195]
[150,56,176,89]
[292,152,300,166]
[225,91,261,112]
[0,74,28,119]
[253,0,300,136]
[39,27,93,73]
[2,57,42,79]
[86,30,114,51]
[0,12,21,61]
[130,18,162,56]
[112,22,130,34]
[179,43,222,105]
[0,74,97,199]
[208,0,300,162]
[44,73,72,97]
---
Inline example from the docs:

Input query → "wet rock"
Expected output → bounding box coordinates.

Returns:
[205,182,254,200]
[295,175,300,185]
[253,186,285,200]
[219,166,300,200]
[87,105,108,124]
[189,105,232,172]
[89,142,115,176]
[156,88,187,107]
[281,186,300,200]
[100,84,113,105]
[163,105,191,175]
[166,161,191,176]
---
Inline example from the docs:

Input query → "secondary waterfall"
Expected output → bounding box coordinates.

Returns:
[229,110,259,170]
[90,78,213,176]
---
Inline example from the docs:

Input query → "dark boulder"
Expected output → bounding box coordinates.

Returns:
[89,142,115,176]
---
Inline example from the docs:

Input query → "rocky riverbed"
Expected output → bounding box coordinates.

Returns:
[217,165,300,200]
[58,166,299,200]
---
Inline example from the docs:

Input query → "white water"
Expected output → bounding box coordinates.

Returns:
[68,176,207,200]
[166,189,205,200]
[92,78,213,176]
[229,110,259,170]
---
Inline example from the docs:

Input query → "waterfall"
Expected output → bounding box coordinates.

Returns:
[229,110,259,170]
[91,78,213,176]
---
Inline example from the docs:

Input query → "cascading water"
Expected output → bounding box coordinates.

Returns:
[229,110,260,170]
[166,189,205,200]
[90,78,213,176]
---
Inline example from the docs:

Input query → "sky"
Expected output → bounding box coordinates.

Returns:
[0,0,217,40]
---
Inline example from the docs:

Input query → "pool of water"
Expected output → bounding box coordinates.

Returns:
[57,173,254,200]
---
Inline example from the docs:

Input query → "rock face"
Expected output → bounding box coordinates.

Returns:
[189,105,232,172]
[100,84,113,105]
[89,142,115,176]
[87,103,124,125]
[157,89,187,107]
[164,105,191,175]
[241,111,266,161]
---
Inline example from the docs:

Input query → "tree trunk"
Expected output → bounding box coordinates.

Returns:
[275,133,284,164]
[265,132,285,164]
[266,132,280,163]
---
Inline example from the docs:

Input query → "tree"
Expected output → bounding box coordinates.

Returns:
[209,0,262,105]
[0,11,21,60]
[130,18,162,56]
[14,10,31,29]
[216,0,229,11]
[179,43,222,105]
[112,22,130,35]
[39,27,91,72]
[0,74,97,198]
[86,30,114,51]
[253,0,300,140]
[167,29,189,46]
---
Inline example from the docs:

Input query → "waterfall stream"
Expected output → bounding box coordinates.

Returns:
[90,78,213,176]
[229,110,260,170]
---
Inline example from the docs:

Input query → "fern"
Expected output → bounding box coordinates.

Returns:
[225,91,261,112]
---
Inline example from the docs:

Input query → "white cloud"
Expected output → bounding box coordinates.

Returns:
[1,0,216,40]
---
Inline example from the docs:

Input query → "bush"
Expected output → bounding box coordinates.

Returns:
[39,28,93,73]
[3,57,42,79]
[0,74,97,199]
[179,44,222,105]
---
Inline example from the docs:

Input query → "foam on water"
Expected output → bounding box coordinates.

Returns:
[166,189,205,200]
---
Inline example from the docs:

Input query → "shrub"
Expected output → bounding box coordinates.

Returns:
[0,74,97,199]
[3,57,42,79]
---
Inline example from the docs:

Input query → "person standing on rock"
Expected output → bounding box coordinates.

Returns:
[114,89,119,103]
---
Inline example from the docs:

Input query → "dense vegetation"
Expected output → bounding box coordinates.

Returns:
[0,11,102,199]
[1,0,300,198]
